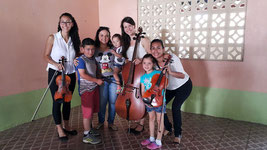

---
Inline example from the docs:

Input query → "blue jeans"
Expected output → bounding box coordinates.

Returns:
[98,77,118,124]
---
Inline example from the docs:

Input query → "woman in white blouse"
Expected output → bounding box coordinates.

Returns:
[44,12,81,141]
[120,16,151,134]
[150,39,192,144]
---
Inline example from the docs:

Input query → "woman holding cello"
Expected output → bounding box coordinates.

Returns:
[119,16,150,133]
[150,39,192,144]
[44,12,80,141]
[121,16,151,63]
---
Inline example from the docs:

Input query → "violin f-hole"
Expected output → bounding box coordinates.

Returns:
[134,88,139,99]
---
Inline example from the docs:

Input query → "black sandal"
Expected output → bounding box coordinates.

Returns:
[173,135,182,144]
[63,128,78,135]
[132,124,144,135]
[163,129,172,136]
[58,133,68,141]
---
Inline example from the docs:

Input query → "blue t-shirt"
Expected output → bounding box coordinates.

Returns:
[140,70,161,91]
[76,55,98,95]
[140,70,166,111]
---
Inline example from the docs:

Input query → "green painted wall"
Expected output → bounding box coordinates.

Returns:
[178,86,267,125]
[0,88,81,131]
[1,86,267,131]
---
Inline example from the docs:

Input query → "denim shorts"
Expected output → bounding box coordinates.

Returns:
[146,105,166,113]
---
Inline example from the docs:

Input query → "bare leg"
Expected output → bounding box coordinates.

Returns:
[135,118,145,131]
[149,111,155,138]
[83,118,92,132]
[156,112,164,141]
[56,124,67,137]
[63,120,70,130]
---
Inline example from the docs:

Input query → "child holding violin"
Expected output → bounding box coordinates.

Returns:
[76,38,103,144]
[150,39,192,144]
[140,54,166,150]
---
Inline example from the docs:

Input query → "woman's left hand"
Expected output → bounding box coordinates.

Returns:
[165,65,172,74]
[133,58,141,65]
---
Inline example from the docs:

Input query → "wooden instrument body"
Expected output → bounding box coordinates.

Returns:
[115,62,146,120]
[54,75,72,102]
[54,56,72,102]
[142,73,168,107]
[142,55,172,107]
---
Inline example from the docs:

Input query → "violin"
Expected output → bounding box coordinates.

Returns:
[54,56,72,103]
[115,27,146,121]
[142,55,172,107]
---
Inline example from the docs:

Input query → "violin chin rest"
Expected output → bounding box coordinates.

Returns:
[143,98,151,105]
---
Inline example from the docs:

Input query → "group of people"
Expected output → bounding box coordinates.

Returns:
[44,12,192,149]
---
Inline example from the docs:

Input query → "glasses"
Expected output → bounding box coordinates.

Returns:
[60,21,72,25]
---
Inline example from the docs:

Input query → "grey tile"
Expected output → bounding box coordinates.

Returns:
[1,106,267,150]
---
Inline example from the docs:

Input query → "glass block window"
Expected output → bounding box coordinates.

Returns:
[138,0,247,61]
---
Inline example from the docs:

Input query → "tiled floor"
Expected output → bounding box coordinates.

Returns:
[1,106,267,150]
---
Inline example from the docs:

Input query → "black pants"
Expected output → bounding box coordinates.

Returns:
[164,78,192,137]
[48,68,76,125]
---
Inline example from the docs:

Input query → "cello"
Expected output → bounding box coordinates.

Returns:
[115,27,146,121]
[142,55,172,107]
[54,56,72,103]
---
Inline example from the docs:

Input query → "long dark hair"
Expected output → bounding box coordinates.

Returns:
[57,13,81,57]
[120,17,136,59]
[95,26,113,49]
[150,39,165,49]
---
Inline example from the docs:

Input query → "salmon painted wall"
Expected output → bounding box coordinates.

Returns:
[0,0,99,97]
[185,0,267,93]
[99,0,137,37]
[99,0,267,94]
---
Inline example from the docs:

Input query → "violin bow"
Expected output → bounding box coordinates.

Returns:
[158,71,169,133]
[31,70,58,121]
[102,77,121,85]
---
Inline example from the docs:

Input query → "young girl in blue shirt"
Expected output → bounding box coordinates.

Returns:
[140,54,166,149]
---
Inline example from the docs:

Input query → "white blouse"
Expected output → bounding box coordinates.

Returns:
[126,43,147,61]
[166,52,189,90]
[46,31,76,74]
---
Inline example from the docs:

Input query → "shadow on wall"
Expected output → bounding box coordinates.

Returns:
[177,47,210,115]
[152,29,210,114]
[160,29,179,55]
[183,47,210,114]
